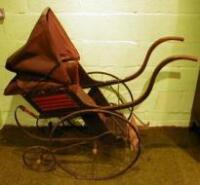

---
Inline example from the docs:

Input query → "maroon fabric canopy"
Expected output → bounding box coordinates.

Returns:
[4,7,80,95]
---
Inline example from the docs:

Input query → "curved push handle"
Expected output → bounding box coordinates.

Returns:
[133,55,198,106]
[90,36,185,87]
[18,105,39,119]
[99,55,198,111]
[121,36,185,82]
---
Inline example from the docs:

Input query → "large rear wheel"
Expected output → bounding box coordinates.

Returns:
[51,109,140,180]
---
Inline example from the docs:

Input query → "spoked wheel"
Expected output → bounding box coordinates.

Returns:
[51,109,141,180]
[23,146,56,172]
[88,71,134,120]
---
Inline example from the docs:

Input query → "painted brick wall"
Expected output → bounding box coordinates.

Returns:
[0,0,199,127]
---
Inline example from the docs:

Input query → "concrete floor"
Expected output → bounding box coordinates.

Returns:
[0,126,200,185]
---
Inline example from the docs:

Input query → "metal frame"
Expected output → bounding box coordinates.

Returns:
[13,36,198,180]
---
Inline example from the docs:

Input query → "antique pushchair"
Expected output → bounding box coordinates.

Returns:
[4,8,198,180]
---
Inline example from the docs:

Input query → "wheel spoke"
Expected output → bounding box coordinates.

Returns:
[23,146,56,172]
[55,109,140,180]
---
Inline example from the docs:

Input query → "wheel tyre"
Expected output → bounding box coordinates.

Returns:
[23,146,56,172]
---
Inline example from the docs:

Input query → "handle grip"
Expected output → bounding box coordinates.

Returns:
[18,105,38,119]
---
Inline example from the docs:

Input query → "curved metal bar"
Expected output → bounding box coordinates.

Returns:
[82,55,198,111]
[49,108,140,143]
[56,142,140,180]
[123,55,198,108]
[87,71,134,120]
[15,106,139,143]
[86,36,184,87]
[51,108,141,180]
[15,106,54,142]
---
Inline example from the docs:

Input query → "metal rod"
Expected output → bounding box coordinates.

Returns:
[83,36,185,88]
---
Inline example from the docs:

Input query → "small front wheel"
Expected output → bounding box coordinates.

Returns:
[23,146,56,172]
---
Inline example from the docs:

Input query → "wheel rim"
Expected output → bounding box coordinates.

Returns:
[23,146,56,172]
[52,109,140,180]
[88,71,134,120]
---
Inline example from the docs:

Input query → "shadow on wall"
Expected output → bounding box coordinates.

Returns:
[139,71,181,98]
[135,70,180,100]
[0,15,5,24]
[174,0,200,122]
[140,0,200,125]
[135,71,181,115]
[0,111,4,129]
[160,0,200,161]
[179,0,200,127]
